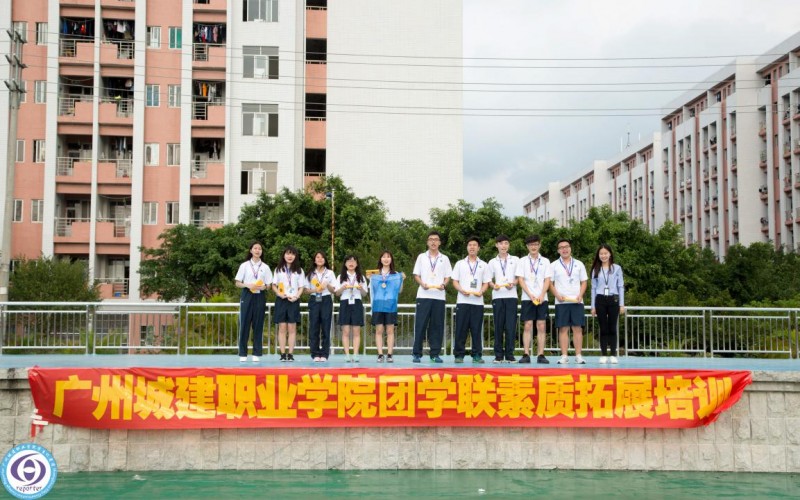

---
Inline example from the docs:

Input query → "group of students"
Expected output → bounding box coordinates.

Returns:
[235,233,626,365]
[235,242,403,363]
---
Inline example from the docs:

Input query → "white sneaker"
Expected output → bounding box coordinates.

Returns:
[557,355,569,364]
[346,354,352,363]
[610,356,619,364]
[598,356,608,364]
[575,355,586,365]
[239,356,247,363]
[353,355,360,363]
[251,356,260,363]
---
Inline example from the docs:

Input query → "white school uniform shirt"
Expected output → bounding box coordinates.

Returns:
[413,251,453,301]
[235,260,273,294]
[451,257,491,305]
[551,257,588,305]
[515,254,553,302]
[305,268,336,297]
[338,272,368,302]
[487,254,520,299]
[272,267,306,296]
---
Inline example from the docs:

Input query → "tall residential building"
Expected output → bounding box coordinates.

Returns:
[523,31,800,259]
[0,0,463,300]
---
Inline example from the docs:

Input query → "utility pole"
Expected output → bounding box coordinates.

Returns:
[0,28,26,302]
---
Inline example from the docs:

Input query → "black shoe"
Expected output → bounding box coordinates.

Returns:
[537,355,550,364]
[287,353,295,362]
[386,354,394,363]
[493,356,504,364]
[505,355,516,363]
[519,355,531,364]
[377,354,385,363]
[280,353,287,362]
[454,357,464,364]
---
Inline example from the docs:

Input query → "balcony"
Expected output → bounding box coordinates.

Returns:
[796,207,800,223]
[97,218,131,244]
[100,41,135,67]
[306,4,327,39]
[663,187,669,198]
[758,124,766,137]
[98,160,132,195]
[731,188,738,203]
[190,161,224,196]
[305,120,326,149]
[58,95,93,124]
[731,158,737,172]
[786,211,794,227]
[98,278,129,300]
[99,97,133,129]
[732,221,739,234]
[759,151,767,169]
[59,39,95,71]
[192,101,225,130]
[193,44,226,71]
[193,218,223,229]
[761,218,769,233]
[56,158,92,194]
[54,218,91,254]
[306,62,327,94]
[784,176,793,193]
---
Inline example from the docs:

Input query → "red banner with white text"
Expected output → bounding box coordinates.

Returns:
[28,367,751,429]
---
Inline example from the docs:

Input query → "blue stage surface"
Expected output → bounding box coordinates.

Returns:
[1,354,798,372]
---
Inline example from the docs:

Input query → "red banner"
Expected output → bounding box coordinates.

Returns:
[28,367,751,429]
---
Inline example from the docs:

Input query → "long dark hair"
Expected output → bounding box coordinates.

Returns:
[591,244,615,278]
[306,251,330,276]
[244,240,264,262]
[338,254,364,283]
[277,245,302,274]
[376,250,396,274]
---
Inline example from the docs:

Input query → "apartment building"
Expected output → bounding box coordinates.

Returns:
[0,0,463,300]
[523,32,800,258]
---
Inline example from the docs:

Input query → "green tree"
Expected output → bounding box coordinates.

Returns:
[10,257,100,301]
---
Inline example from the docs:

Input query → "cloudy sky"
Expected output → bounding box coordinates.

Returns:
[462,0,800,214]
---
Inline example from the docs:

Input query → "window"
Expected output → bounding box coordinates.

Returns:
[34,81,46,103]
[12,200,23,222]
[142,202,158,225]
[36,23,47,45]
[31,200,44,223]
[169,27,182,49]
[168,85,181,108]
[243,0,278,22]
[34,140,45,163]
[12,22,27,41]
[146,85,160,107]
[243,46,279,79]
[242,104,278,137]
[146,27,161,49]
[241,162,277,195]
[167,144,180,166]
[15,140,24,162]
[144,143,160,166]
[166,202,179,225]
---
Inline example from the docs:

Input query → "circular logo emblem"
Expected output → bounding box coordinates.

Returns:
[1,444,58,499]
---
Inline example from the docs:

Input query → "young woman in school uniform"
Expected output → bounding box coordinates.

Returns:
[305,251,337,362]
[335,255,368,362]
[272,246,305,362]
[369,251,404,363]
[234,241,272,363]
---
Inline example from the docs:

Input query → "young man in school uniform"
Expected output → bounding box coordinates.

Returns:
[516,234,553,364]
[451,236,492,363]
[412,231,453,363]
[487,235,520,363]
[550,238,589,364]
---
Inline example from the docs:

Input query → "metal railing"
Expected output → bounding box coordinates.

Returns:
[105,40,134,60]
[193,43,224,62]
[54,217,90,237]
[58,94,93,116]
[193,218,223,228]
[101,96,133,117]
[192,99,223,120]
[1,303,798,358]
[56,157,76,176]
[192,161,208,178]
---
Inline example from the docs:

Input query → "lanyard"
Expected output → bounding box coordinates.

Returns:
[467,258,479,278]
[601,267,611,287]
[559,258,574,278]
[529,256,540,277]
[249,260,262,281]
[498,256,508,278]
[427,252,439,274]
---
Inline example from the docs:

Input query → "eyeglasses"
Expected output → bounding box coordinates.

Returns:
[427,238,440,242]
[558,245,571,250]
